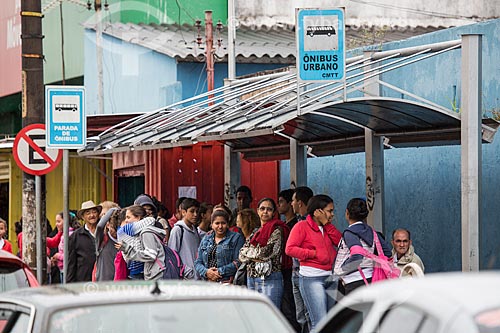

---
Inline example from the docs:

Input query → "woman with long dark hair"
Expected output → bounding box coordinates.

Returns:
[285,194,342,330]
[194,210,244,283]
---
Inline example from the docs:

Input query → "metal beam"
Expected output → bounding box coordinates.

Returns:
[224,145,240,210]
[290,138,307,188]
[363,51,385,232]
[461,34,482,272]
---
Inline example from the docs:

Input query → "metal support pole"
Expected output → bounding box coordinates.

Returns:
[290,138,307,188]
[461,34,482,272]
[363,51,385,231]
[63,149,69,284]
[95,0,104,114]
[35,175,42,284]
[227,0,236,80]
[224,145,240,210]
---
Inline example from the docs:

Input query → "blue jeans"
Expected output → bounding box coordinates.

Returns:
[248,271,284,308]
[293,272,310,333]
[299,274,338,331]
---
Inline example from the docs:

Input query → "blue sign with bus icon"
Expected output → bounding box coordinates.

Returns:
[45,86,86,148]
[297,8,345,81]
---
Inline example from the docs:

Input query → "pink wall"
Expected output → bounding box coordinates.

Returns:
[0,0,22,97]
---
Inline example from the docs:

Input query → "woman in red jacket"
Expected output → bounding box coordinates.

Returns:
[285,194,341,330]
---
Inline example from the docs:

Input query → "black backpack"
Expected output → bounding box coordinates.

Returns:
[152,234,185,279]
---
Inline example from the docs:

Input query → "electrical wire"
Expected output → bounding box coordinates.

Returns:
[42,0,88,14]
[174,0,196,23]
[194,62,207,97]
[349,0,489,21]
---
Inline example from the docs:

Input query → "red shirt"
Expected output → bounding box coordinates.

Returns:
[17,231,62,258]
[1,240,12,253]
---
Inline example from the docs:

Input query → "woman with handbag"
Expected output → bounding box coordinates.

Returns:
[333,198,393,295]
[194,210,245,283]
[239,198,291,308]
[285,194,342,330]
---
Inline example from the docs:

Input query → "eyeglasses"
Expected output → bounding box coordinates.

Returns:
[258,206,274,212]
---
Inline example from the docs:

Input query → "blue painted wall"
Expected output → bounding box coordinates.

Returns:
[280,19,500,273]
[84,30,180,115]
[85,29,287,113]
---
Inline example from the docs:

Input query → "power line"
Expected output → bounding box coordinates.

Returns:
[348,0,489,21]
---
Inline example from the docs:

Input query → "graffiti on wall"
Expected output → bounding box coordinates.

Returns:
[366,176,375,211]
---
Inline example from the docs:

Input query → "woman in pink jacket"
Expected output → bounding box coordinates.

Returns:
[285,194,342,330]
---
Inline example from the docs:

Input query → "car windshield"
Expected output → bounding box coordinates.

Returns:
[475,307,500,333]
[0,266,30,292]
[48,299,289,332]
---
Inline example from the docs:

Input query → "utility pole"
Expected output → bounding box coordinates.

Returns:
[205,10,214,104]
[94,0,104,115]
[20,0,47,283]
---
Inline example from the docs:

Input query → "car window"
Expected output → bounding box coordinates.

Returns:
[9,312,30,333]
[318,302,373,333]
[48,299,290,333]
[0,305,32,333]
[0,266,30,292]
[378,304,438,333]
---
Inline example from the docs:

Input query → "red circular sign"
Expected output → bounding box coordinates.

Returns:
[13,124,62,176]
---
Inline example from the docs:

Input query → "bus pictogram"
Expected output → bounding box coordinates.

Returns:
[306,25,336,37]
[55,104,78,112]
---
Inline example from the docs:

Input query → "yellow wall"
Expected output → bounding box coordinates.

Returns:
[7,153,113,254]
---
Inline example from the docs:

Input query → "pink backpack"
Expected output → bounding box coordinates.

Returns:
[350,230,400,285]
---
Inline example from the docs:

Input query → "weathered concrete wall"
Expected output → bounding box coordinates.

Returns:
[238,0,498,28]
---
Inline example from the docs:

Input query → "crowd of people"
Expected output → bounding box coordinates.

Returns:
[1,185,426,332]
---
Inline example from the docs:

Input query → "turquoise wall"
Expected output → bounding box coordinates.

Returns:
[281,19,500,273]
[85,29,287,114]
[84,30,179,115]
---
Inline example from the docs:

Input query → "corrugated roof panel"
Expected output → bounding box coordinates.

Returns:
[86,22,443,64]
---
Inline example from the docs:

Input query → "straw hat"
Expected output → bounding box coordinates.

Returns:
[77,200,102,219]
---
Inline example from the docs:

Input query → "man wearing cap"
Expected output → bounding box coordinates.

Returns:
[67,200,102,283]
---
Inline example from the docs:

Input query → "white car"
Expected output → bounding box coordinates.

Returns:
[0,281,293,332]
[316,272,500,333]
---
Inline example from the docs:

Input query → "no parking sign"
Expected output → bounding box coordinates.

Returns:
[13,124,62,176]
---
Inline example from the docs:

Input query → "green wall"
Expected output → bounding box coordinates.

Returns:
[42,2,93,84]
[117,0,227,25]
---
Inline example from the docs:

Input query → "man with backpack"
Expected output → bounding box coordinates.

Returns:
[168,198,201,279]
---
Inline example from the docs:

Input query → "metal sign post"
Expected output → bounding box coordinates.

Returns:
[45,86,86,283]
[35,175,42,284]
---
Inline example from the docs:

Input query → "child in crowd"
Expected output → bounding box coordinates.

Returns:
[116,205,167,281]
[168,198,201,279]
[0,218,12,253]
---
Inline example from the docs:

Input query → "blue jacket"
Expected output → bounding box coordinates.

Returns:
[194,230,245,281]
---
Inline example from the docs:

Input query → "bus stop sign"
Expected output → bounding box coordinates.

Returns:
[296,8,345,81]
[45,85,86,148]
